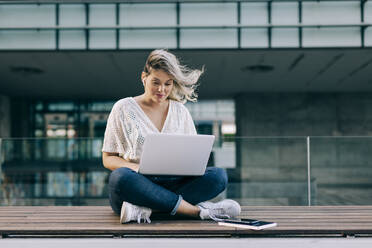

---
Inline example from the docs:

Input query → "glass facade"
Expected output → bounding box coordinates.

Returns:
[0,0,371,50]
[31,100,235,138]
[0,98,237,206]
[0,1,371,208]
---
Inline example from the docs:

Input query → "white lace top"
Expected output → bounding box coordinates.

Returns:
[102,97,197,163]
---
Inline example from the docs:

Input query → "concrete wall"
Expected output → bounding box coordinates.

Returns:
[0,95,11,138]
[235,93,372,137]
[233,93,372,205]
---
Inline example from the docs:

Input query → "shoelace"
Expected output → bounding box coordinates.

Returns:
[208,208,230,221]
[135,210,151,224]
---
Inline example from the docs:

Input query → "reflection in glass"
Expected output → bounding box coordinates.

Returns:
[310,137,372,205]
[1,138,109,206]
[231,137,308,206]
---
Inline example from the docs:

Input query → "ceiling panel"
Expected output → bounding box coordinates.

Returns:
[1,48,372,100]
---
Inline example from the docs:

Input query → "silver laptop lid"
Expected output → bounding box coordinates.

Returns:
[139,133,215,176]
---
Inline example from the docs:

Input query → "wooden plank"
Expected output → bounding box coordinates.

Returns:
[3,206,372,212]
[2,205,371,210]
[0,206,372,237]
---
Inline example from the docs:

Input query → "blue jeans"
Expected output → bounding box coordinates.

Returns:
[108,167,228,216]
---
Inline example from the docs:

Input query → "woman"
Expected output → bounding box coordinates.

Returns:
[102,49,241,223]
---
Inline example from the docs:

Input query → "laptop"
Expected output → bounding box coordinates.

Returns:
[138,133,215,176]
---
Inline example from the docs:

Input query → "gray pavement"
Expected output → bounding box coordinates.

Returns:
[1,238,372,248]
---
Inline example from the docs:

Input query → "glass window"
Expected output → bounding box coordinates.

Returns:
[272,28,299,48]
[365,1,372,23]
[303,27,361,47]
[35,102,44,111]
[181,29,237,48]
[90,4,116,26]
[59,4,85,27]
[366,27,372,47]
[272,2,298,25]
[47,172,74,196]
[59,30,86,49]
[303,1,360,24]
[48,102,75,111]
[180,3,237,26]
[310,137,372,205]
[35,113,44,127]
[34,129,44,137]
[120,29,176,49]
[0,31,55,50]
[89,102,115,111]
[186,100,235,122]
[217,100,235,120]
[241,29,268,48]
[200,101,217,120]
[90,30,116,49]
[236,137,309,205]
[241,3,268,25]
[120,4,176,27]
[0,4,55,27]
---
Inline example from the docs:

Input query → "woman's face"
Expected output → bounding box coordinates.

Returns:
[142,69,174,103]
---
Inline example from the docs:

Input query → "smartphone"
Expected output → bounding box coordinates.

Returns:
[218,218,277,230]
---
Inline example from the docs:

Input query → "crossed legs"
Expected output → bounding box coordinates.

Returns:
[108,167,228,217]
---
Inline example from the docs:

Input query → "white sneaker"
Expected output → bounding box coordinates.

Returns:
[198,199,241,220]
[120,201,152,224]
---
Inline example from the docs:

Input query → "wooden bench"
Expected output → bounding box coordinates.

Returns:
[1,206,372,238]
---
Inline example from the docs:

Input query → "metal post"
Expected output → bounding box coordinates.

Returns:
[116,3,120,50]
[176,2,180,49]
[299,0,302,48]
[237,1,241,49]
[361,0,367,48]
[56,3,59,50]
[307,136,311,206]
[268,1,272,48]
[85,3,89,50]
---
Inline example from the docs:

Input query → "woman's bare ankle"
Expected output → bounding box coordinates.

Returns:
[175,200,201,218]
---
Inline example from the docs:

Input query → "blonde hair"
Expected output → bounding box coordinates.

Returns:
[143,49,204,103]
